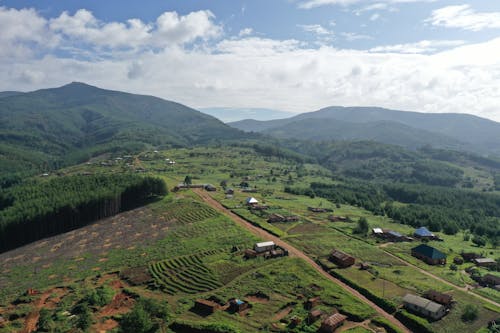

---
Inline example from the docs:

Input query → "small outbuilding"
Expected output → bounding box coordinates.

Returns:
[308,309,323,323]
[411,244,446,265]
[246,197,259,206]
[402,294,447,320]
[228,298,249,313]
[329,249,355,268]
[320,313,348,333]
[472,258,496,267]
[482,274,500,287]
[423,290,454,307]
[204,184,217,192]
[194,299,220,315]
[304,296,321,310]
[254,241,275,253]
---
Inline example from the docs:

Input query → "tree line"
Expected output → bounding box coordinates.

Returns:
[0,174,167,252]
[286,181,499,244]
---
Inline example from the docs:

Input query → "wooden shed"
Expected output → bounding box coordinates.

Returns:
[423,290,453,307]
[308,309,323,323]
[304,296,321,310]
[320,313,348,333]
[329,249,355,268]
[194,299,220,314]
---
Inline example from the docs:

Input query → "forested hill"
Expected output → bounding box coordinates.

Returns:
[229,106,500,155]
[0,82,249,177]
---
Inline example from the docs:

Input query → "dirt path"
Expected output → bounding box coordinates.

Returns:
[379,246,500,308]
[194,189,411,333]
[20,290,56,333]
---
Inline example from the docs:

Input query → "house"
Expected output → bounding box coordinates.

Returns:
[245,197,259,206]
[413,227,435,239]
[194,299,220,314]
[328,215,348,222]
[308,309,323,323]
[267,214,285,222]
[329,249,355,268]
[254,241,275,253]
[372,228,384,236]
[402,294,447,320]
[411,244,446,265]
[482,274,500,287]
[225,188,234,195]
[308,207,333,213]
[423,290,453,307]
[228,298,249,313]
[473,258,496,267]
[461,252,481,262]
[304,296,321,310]
[320,313,348,333]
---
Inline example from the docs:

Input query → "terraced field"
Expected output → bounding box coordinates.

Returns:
[161,201,218,224]
[150,252,223,294]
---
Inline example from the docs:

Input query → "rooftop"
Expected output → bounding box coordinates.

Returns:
[403,294,444,314]
[412,244,446,260]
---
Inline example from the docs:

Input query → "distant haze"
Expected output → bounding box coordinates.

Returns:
[199,107,292,123]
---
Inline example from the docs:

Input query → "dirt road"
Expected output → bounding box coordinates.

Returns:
[194,189,411,333]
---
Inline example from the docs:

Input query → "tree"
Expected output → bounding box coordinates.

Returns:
[183,175,192,187]
[472,236,486,247]
[120,304,153,333]
[76,303,93,331]
[461,304,478,322]
[354,217,369,235]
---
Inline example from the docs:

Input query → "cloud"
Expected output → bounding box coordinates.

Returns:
[370,13,380,21]
[298,24,333,35]
[341,32,372,41]
[370,40,467,54]
[0,7,58,59]
[426,5,500,31]
[238,28,253,37]
[298,0,436,9]
[1,7,499,122]
[48,9,221,51]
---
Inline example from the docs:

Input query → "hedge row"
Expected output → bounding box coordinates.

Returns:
[395,309,433,333]
[371,316,405,333]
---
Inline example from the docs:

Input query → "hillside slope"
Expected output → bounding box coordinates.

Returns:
[229,106,500,155]
[0,82,248,176]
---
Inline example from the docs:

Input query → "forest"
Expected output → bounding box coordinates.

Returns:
[0,174,167,252]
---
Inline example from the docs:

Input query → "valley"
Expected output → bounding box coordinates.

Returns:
[1,146,498,333]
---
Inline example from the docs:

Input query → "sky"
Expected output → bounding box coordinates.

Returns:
[1,0,500,121]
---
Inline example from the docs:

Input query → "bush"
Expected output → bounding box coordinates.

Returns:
[83,285,115,307]
[395,309,432,333]
[461,304,478,322]
[353,217,369,235]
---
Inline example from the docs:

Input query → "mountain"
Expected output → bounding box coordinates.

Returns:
[0,91,23,98]
[229,106,500,155]
[0,82,248,176]
[199,107,292,123]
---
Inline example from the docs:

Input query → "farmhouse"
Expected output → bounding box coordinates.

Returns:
[402,294,447,320]
[254,241,275,253]
[194,299,220,314]
[461,252,481,262]
[413,227,435,239]
[423,290,454,307]
[411,244,446,265]
[329,249,355,268]
[308,207,333,213]
[267,214,299,223]
[328,215,348,222]
[320,313,348,333]
[472,258,496,267]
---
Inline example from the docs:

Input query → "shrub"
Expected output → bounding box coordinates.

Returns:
[461,304,478,322]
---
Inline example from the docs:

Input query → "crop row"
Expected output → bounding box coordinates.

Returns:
[149,251,223,294]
